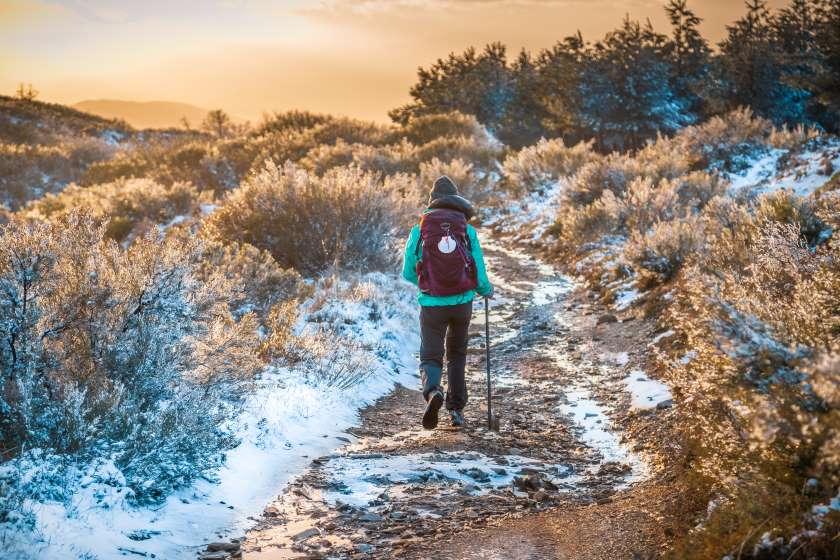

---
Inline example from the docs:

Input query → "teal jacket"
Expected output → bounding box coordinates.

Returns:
[401,219,492,307]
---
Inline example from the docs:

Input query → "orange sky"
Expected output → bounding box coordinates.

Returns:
[1,0,789,123]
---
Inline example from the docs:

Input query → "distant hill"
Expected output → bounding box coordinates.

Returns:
[73,99,225,130]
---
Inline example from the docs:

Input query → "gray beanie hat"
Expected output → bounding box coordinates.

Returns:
[428,175,459,204]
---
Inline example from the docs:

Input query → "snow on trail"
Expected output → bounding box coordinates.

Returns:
[238,238,660,558]
[8,275,420,560]
[15,237,663,560]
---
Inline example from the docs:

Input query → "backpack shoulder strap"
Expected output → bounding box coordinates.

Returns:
[414,223,423,257]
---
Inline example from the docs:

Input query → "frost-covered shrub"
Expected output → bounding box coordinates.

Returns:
[624,218,704,287]
[81,139,245,194]
[254,110,332,136]
[80,149,154,186]
[754,189,826,246]
[554,190,626,254]
[412,134,500,173]
[623,172,725,234]
[397,111,486,146]
[207,162,413,275]
[663,194,840,558]
[288,328,375,390]
[300,139,358,175]
[564,139,689,208]
[300,116,393,148]
[350,141,415,176]
[194,237,311,322]
[0,138,113,209]
[25,177,205,242]
[674,108,779,173]
[501,138,595,195]
[0,213,262,507]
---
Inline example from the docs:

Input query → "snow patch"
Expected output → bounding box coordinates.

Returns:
[322,452,579,509]
[4,274,421,560]
[727,142,840,197]
[622,369,672,410]
[614,287,640,311]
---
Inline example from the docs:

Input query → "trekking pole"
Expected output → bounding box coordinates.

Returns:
[484,296,498,431]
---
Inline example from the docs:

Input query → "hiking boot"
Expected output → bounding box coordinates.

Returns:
[422,389,444,430]
[449,409,465,427]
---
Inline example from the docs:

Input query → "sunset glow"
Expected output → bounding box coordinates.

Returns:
[2,0,788,122]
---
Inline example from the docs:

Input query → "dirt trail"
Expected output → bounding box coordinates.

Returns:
[241,240,678,559]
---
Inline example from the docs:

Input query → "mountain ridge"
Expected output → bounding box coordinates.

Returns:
[73,99,243,130]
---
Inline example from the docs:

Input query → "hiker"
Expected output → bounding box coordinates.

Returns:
[401,176,493,430]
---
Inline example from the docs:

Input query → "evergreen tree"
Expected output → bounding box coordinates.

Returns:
[534,33,587,143]
[772,0,827,126]
[665,0,711,116]
[499,50,549,147]
[719,0,810,124]
[389,43,516,142]
[812,0,840,129]
[578,17,693,151]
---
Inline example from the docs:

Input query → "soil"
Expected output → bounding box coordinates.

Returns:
[234,238,686,560]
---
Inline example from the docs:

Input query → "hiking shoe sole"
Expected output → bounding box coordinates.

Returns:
[422,391,444,430]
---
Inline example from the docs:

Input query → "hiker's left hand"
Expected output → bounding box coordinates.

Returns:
[484,285,494,299]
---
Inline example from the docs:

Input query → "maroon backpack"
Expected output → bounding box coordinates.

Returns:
[415,209,478,296]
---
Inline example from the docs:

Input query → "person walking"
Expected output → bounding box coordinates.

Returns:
[401,176,493,429]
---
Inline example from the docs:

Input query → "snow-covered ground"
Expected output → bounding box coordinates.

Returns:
[727,141,840,197]
[622,370,672,410]
[2,274,421,560]
[321,451,580,510]
[486,179,568,242]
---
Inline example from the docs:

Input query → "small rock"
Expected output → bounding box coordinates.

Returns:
[207,542,240,552]
[199,553,228,560]
[656,399,674,410]
[292,528,320,542]
[355,543,374,553]
[459,467,490,483]
[358,512,383,523]
[596,313,618,325]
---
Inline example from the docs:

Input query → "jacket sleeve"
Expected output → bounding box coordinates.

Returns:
[401,225,420,286]
[468,225,492,296]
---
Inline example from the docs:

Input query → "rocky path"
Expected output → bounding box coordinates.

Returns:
[231,240,675,559]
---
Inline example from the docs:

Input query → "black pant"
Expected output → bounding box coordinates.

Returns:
[419,302,472,411]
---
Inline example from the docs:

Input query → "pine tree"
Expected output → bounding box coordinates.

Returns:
[500,50,549,147]
[534,33,587,143]
[772,0,827,126]
[719,0,810,124]
[812,0,840,128]
[578,17,693,151]
[665,0,711,117]
[665,0,709,80]
[389,43,517,144]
